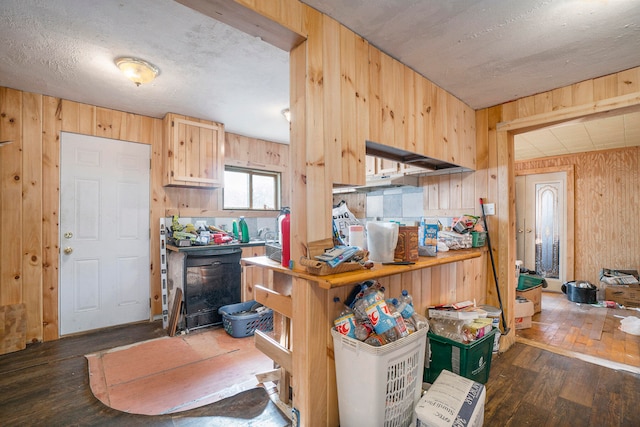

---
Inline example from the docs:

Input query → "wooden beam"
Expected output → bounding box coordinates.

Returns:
[175,0,305,51]
[497,92,640,134]
[254,284,292,318]
[254,329,292,373]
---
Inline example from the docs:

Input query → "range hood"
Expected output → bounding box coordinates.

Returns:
[333,141,473,193]
[333,174,420,193]
[366,140,471,173]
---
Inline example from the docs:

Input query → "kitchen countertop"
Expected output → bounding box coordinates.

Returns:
[166,240,267,252]
[242,248,484,289]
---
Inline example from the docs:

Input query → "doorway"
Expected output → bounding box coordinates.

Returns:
[515,171,570,292]
[59,133,151,335]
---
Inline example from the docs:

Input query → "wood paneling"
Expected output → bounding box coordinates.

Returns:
[0,88,23,308]
[478,66,640,353]
[1,86,290,344]
[516,147,639,285]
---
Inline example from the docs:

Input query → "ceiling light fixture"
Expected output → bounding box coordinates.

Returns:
[115,57,159,86]
[281,108,291,123]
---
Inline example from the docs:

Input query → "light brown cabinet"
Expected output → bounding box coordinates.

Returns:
[365,155,400,177]
[162,113,225,188]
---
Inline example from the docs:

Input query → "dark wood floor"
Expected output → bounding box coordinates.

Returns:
[486,342,640,426]
[3,315,640,426]
[0,321,290,427]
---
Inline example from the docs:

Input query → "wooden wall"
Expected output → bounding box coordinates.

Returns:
[516,147,640,285]
[0,86,290,343]
[477,66,640,349]
[234,3,483,424]
[166,130,290,217]
[0,88,164,342]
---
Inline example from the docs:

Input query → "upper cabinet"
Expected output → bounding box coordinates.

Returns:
[162,113,225,188]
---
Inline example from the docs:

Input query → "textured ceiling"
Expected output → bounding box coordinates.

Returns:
[1,0,640,159]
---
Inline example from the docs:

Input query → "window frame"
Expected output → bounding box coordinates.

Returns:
[223,166,282,211]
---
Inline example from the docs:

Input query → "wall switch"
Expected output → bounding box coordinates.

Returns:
[484,203,495,215]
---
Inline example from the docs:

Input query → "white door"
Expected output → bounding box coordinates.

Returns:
[60,133,150,335]
[516,172,567,292]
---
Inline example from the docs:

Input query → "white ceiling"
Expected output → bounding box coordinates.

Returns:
[1,0,640,159]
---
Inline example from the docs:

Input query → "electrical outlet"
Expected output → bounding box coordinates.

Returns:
[484,203,495,215]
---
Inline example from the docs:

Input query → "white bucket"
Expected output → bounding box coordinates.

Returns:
[366,222,399,263]
[479,304,502,352]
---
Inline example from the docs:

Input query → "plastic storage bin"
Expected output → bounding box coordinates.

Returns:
[424,328,497,384]
[218,300,273,338]
[471,231,486,247]
[331,327,428,427]
[518,274,545,291]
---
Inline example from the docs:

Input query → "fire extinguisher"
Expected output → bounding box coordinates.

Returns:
[279,207,291,268]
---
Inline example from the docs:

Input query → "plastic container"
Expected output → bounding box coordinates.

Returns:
[518,274,545,291]
[366,221,399,263]
[218,300,273,338]
[331,327,428,427]
[424,328,497,384]
[478,305,502,352]
[348,224,365,248]
[471,231,486,247]
[239,216,250,243]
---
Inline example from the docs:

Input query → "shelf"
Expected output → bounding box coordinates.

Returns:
[241,248,484,289]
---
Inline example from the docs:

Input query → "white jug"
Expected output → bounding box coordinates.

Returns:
[366,222,399,263]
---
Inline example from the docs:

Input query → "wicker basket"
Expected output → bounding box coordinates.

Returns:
[299,257,364,275]
[300,238,368,276]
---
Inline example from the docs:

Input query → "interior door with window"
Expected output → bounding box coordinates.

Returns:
[516,172,567,292]
[59,133,150,335]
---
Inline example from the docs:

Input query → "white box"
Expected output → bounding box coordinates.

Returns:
[415,370,486,427]
[514,298,534,330]
[514,298,534,317]
[331,327,428,427]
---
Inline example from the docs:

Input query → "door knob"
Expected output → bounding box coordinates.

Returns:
[518,229,523,233]
[64,232,73,239]
[64,247,73,255]
[526,229,532,233]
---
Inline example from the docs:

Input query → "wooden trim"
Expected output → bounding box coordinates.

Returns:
[254,329,292,373]
[517,337,640,375]
[254,284,292,319]
[497,92,640,134]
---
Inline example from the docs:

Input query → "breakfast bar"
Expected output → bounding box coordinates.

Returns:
[242,248,487,426]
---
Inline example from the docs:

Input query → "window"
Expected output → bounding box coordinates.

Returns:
[223,166,281,210]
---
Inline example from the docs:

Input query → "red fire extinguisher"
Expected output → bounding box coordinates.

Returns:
[280,207,291,268]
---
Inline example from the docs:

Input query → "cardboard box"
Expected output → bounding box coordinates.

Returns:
[515,316,532,329]
[416,369,485,427]
[605,284,640,308]
[394,226,419,262]
[516,285,542,314]
[514,298,534,330]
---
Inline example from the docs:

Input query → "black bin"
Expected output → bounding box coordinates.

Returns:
[562,280,597,304]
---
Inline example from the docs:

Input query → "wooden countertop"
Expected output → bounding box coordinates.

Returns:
[167,240,266,252]
[242,248,484,289]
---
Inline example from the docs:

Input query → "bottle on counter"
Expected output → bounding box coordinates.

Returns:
[280,208,291,268]
[232,220,239,239]
[239,216,250,243]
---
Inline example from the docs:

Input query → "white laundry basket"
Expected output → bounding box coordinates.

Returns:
[331,327,428,427]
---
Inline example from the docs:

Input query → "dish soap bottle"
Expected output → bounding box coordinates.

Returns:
[232,220,239,240]
[239,216,250,243]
